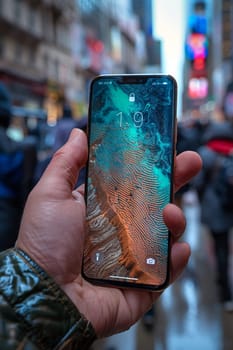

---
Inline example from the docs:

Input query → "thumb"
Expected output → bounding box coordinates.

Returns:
[39,128,88,194]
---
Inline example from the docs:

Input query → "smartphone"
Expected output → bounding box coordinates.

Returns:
[82,74,177,291]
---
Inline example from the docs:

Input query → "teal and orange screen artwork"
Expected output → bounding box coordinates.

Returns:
[83,75,176,289]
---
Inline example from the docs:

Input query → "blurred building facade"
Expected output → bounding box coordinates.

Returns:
[1,0,233,121]
[132,0,162,73]
[183,0,233,113]
[183,0,211,111]
[72,0,149,110]
[211,0,233,106]
[0,0,154,123]
[0,0,77,123]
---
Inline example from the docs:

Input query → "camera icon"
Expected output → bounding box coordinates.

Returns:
[146,257,156,265]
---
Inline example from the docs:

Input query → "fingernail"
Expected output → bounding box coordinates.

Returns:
[68,128,83,141]
[72,189,82,203]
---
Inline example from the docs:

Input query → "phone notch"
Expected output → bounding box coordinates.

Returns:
[118,75,147,84]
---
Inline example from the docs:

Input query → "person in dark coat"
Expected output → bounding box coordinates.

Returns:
[194,116,233,307]
[0,83,37,250]
[53,103,79,151]
[34,110,87,186]
[175,116,210,207]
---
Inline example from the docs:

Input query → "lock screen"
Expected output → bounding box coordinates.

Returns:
[83,75,176,289]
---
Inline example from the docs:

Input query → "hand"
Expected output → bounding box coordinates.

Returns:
[16,128,202,338]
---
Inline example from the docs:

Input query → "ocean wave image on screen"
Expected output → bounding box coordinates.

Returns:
[84,78,174,286]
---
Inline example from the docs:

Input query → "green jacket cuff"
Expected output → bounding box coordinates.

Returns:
[0,248,97,349]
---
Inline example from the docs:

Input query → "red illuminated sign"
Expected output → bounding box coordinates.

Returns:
[188,77,208,99]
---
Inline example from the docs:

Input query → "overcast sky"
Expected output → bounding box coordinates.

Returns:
[153,0,187,117]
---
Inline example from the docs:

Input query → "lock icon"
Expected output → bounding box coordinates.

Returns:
[129,93,135,102]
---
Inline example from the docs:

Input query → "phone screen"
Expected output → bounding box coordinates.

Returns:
[83,74,177,290]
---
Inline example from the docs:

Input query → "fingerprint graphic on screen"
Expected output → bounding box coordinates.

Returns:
[83,76,175,287]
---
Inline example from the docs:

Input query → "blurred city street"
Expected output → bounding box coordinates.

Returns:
[1,0,233,349]
[92,192,233,350]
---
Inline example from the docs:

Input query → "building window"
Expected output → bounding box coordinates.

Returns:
[14,0,22,22]
[28,6,37,32]
[43,53,48,74]
[54,58,59,80]
[29,48,36,66]
[0,36,4,58]
[14,41,22,63]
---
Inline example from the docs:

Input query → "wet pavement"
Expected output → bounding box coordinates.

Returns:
[92,191,233,350]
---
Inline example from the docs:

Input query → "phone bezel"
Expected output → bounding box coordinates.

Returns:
[82,74,177,291]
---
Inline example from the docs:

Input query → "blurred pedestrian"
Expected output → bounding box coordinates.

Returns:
[53,103,78,151]
[175,114,210,207]
[34,103,79,184]
[34,108,88,187]
[0,82,37,251]
[193,89,233,309]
